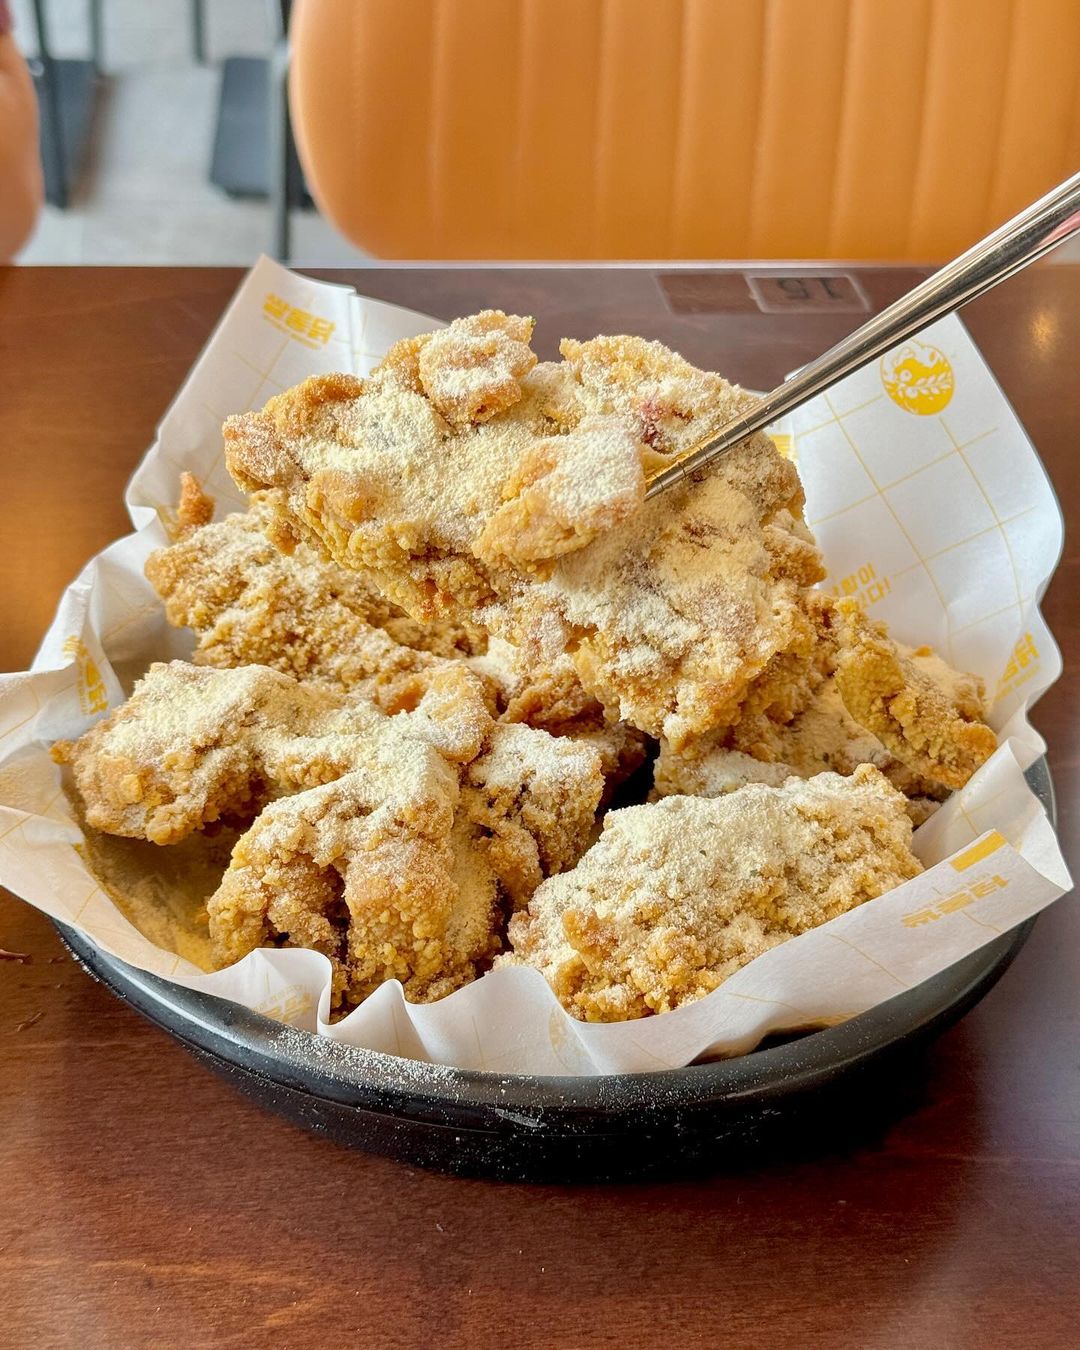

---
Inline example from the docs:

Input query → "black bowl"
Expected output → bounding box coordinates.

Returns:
[56,760,1054,1182]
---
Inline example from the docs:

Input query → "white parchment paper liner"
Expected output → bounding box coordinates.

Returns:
[0,257,1070,1074]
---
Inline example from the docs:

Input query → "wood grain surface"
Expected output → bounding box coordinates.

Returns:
[1,265,1077,1349]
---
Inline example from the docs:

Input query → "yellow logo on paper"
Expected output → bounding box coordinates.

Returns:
[996,631,1040,697]
[880,340,954,415]
[262,293,335,348]
[255,985,314,1025]
[827,561,891,609]
[63,636,108,716]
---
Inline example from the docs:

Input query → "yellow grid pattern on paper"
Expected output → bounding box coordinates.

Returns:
[793,391,885,440]
[0,812,32,847]
[820,389,958,662]
[801,379,1035,674]
[823,931,907,988]
[0,682,41,746]
[941,413,1024,617]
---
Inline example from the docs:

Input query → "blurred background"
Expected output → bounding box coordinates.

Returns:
[12,0,367,264]
[8,0,1080,267]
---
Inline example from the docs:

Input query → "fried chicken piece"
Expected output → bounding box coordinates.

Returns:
[462,722,605,909]
[500,765,922,1021]
[207,726,499,1005]
[174,471,214,531]
[411,310,537,427]
[223,318,824,749]
[475,416,646,568]
[210,718,607,1004]
[831,602,996,791]
[53,659,492,846]
[654,591,995,815]
[146,481,488,718]
[653,678,945,826]
[153,479,645,790]
[205,688,604,1003]
[468,637,649,791]
[59,651,605,1005]
[53,662,371,845]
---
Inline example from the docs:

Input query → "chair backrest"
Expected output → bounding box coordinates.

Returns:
[290,0,1080,261]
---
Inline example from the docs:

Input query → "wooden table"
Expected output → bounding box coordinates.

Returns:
[1,265,1077,1348]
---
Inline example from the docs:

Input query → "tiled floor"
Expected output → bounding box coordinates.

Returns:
[12,0,369,266]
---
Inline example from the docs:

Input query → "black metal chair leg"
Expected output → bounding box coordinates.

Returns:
[192,0,207,63]
[89,0,104,74]
[268,37,290,260]
[30,0,68,208]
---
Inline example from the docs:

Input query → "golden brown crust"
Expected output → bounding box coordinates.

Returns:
[174,471,214,535]
[468,638,649,792]
[474,416,646,569]
[145,491,490,716]
[223,319,825,748]
[52,662,368,844]
[653,594,994,815]
[206,736,494,1006]
[501,765,922,1021]
[462,723,605,910]
[59,655,612,1008]
[52,659,492,846]
[831,602,996,791]
[415,311,537,426]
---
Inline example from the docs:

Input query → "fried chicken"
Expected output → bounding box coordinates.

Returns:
[53,661,390,845]
[145,479,488,716]
[222,314,824,748]
[60,311,1004,1027]
[59,656,608,1005]
[653,595,995,821]
[207,727,493,1005]
[468,637,649,791]
[831,602,997,791]
[54,657,494,841]
[205,690,608,1004]
[653,677,945,827]
[462,722,605,910]
[149,478,645,789]
[501,765,923,1021]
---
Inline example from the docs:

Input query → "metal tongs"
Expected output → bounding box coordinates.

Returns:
[645,169,1080,500]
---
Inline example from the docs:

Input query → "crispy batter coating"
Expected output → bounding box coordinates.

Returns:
[222,317,824,748]
[463,722,605,909]
[150,481,646,794]
[831,602,996,791]
[206,694,604,1004]
[59,655,610,1005]
[475,416,646,568]
[54,660,492,844]
[653,594,995,823]
[53,662,387,845]
[417,311,538,426]
[501,765,922,1021]
[174,471,214,532]
[206,728,495,1005]
[653,679,945,827]
[146,481,488,716]
[468,637,649,791]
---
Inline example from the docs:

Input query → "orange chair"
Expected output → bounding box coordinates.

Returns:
[289,0,1080,261]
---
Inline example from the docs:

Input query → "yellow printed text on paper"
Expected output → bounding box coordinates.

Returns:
[262,293,335,348]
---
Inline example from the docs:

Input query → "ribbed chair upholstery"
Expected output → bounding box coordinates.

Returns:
[289,0,1080,260]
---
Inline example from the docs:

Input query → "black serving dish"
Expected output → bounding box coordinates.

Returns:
[56,761,1054,1183]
